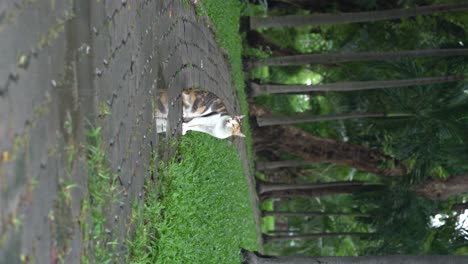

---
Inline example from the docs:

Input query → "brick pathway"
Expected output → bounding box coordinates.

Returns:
[0,0,261,262]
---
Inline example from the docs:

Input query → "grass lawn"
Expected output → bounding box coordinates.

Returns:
[199,0,255,168]
[126,0,258,263]
[128,134,257,263]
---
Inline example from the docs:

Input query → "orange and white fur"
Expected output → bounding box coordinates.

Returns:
[182,114,244,139]
[155,89,245,139]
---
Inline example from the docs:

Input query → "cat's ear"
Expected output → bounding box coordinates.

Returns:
[235,115,245,122]
[236,132,246,138]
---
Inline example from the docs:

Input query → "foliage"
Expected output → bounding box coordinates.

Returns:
[426,213,468,254]
[353,184,468,255]
[249,0,468,182]
[261,163,380,256]
[327,59,468,182]
[84,127,121,263]
[127,133,258,263]
[263,192,374,256]
[354,184,436,254]
[244,0,468,257]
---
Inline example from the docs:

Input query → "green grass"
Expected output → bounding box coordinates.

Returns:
[83,126,121,263]
[127,133,257,263]
[199,0,255,170]
[126,1,259,262]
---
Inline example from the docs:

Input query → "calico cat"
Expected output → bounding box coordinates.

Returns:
[182,113,245,139]
[181,89,226,119]
[155,89,245,139]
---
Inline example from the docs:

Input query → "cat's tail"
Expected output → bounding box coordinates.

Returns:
[155,91,169,118]
[155,117,167,134]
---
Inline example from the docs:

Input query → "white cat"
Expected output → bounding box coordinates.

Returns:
[182,114,245,139]
[155,89,246,139]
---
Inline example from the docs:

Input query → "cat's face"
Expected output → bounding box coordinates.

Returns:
[226,115,246,137]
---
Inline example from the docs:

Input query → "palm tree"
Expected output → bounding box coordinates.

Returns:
[250,75,464,96]
[415,174,468,200]
[360,78,468,182]
[253,125,407,177]
[247,2,468,29]
[248,48,468,68]
[304,60,468,183]
[352,184,468,255]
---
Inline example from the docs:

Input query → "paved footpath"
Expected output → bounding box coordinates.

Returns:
[0,0,261,263]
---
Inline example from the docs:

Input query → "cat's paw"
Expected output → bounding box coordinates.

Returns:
[182,123,187,135]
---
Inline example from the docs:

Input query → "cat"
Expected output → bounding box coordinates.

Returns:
[155,88,245,139]
[182,113,245,139]
[181,88,226,119]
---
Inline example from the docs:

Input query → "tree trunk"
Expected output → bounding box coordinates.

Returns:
[415,175,468,200]
[257,179,377,194]
[256,160,317,170]
[263,232,369,243]
[260,187,379,201]
[258,181,383,201]
[253,125,407,177]
[241,250,468,264]
[266,0,329,12]
[250,75,464,96]
[263,210,369,218]
[248,3,468,29]
[248,48,468,68]
[266,0,364,13]
[256,112,412,126]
